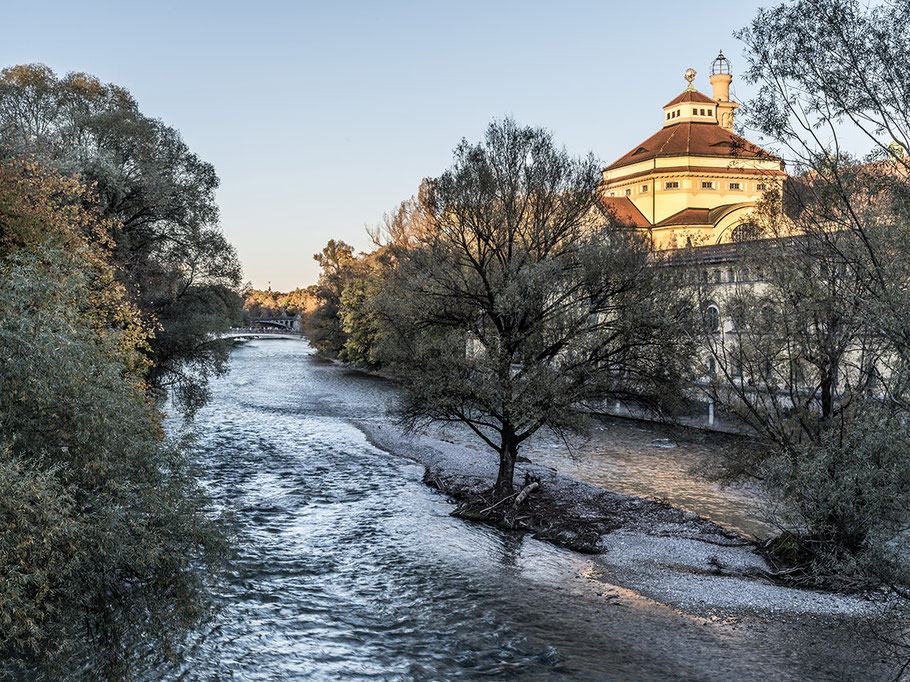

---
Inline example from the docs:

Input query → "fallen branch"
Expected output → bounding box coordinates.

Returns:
[513,481,540,508]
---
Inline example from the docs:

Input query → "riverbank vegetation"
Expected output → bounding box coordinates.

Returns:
[0,69,234,678]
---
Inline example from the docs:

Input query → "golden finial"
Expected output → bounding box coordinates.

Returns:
[684,68,697,91]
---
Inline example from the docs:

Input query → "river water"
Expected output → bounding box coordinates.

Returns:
[162,339,876,681]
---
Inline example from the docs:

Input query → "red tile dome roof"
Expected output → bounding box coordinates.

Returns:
[605,122,776,172]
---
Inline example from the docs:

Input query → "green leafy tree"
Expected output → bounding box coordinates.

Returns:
[0,160,227,679]
[306,239,355,355]
[0,63,243,415]
[338,262,389,368]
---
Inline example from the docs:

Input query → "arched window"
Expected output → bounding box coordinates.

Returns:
[730,221,763,242]
[703,304,721,333]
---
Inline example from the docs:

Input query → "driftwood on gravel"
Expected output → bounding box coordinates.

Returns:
[513,481,539,507]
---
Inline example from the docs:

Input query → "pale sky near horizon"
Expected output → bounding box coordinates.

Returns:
[3,0,772,290]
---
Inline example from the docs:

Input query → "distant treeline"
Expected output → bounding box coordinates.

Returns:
[244,286,318,318]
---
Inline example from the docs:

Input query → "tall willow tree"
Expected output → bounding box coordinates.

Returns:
[383,119,695,499]
[718,0,910,579]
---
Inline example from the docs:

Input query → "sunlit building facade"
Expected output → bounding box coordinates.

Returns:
[599,52,786,250]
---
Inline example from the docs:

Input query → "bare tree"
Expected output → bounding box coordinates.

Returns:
[675,0,910,616]
[730,4,910,670]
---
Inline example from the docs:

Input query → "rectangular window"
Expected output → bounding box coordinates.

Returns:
[664,181,679,190]
[700,108,706,116]
[641,184,649,193]
[666,112,671,120]
[625,188,632,196]
[609,192,615,197]
[757,182,767,191]
[713,270,722,283]
[708,109,713,116]
[729,182,742,190]
[692,108,698,115]
[702,181,714,189]
[728,269,735,283]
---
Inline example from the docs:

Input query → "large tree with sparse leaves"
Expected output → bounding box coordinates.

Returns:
[381,119,696,499]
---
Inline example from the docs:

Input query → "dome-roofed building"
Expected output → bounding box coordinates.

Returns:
[600,52,787,249]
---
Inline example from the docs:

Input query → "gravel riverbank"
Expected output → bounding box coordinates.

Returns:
[356,420,875,623]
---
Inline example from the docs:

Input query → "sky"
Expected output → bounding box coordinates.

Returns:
[2,0,772,290]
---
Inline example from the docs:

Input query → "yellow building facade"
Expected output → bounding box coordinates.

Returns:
[599,52,787,249]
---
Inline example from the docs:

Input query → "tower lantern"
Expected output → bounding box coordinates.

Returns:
[709,50,738,130]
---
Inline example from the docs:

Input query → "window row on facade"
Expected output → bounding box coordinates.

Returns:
[699,266,766,284]
[666,107,714,120]
[609,180,771,197]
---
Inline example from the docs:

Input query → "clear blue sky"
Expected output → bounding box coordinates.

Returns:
[3,0,770,290]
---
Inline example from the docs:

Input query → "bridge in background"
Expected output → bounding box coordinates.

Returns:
[224,326,304,340]
[248,317,301,331]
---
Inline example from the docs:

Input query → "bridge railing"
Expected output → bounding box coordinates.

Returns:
[227,327,303,336]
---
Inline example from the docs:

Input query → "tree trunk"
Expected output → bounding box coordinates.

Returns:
[493,434,518,500]
[821,366,834,421]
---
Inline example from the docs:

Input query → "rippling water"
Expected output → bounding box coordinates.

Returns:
[160,340,872,681]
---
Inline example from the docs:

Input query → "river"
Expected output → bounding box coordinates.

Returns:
[162,339,880,681]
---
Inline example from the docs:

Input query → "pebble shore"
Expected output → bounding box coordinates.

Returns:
[357,420,875,622]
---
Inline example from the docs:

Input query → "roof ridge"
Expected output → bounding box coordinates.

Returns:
[601,196,652,227]
[656,125,676,157]
[664,89,716,107]
[655,206,712,227]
